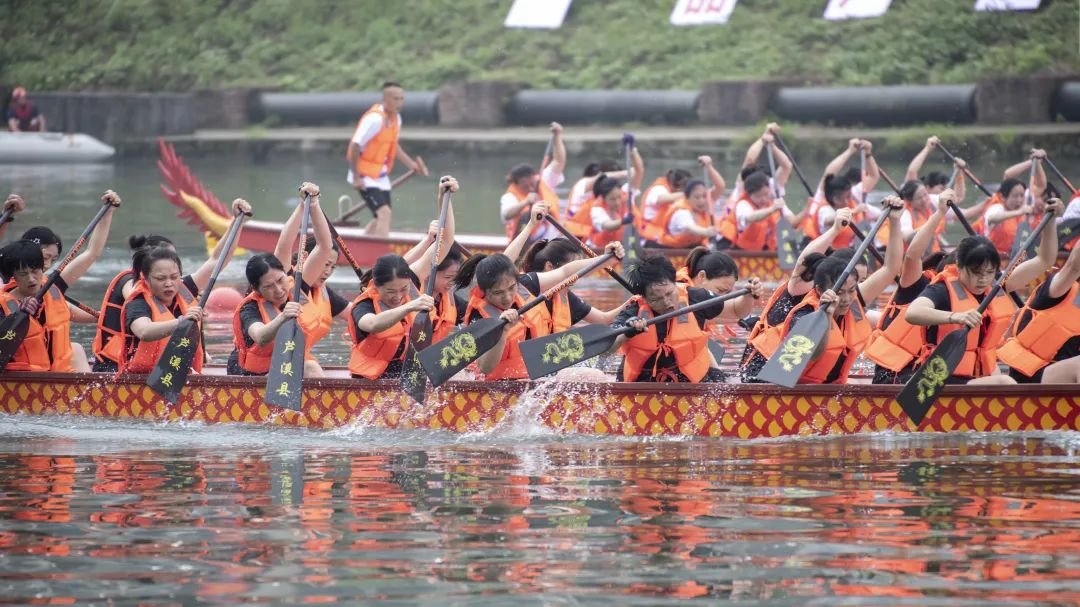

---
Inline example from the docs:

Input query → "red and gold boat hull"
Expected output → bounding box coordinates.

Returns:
[1,372,1077,439]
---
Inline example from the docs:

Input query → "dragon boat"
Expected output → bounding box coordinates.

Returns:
[1,369,1077,438]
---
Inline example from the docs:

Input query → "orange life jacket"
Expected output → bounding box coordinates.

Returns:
[657,199,713,248]
[997,280,1080,377]
[917,273,1016,378]
[299,284,333,360]
[568,195,639,250]
[93,270,134,365]
[346,287,416,380]
[747,285,796,359]
[985,199,1038,253]
[621,284,710,383]
[865,269,942,372]
[504,180,562,240]
[781,289,873,384]
[0,283,73,372]
[565,195,600,240]
[715,196,739,242]
[807,200,864,249]
[119,279,203,374]
[231,291,279,375]
[432,290,459,344]
[347,104,399,180]
[464,284,552,381]
[719,195,780,250]
[640,177,675,242]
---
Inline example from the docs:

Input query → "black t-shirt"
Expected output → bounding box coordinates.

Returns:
[300,280,349,318]
[916,281,993,344]
[6,101,40,131]
[613,286,726,381]
[518,272,593,325]
[123,275,200,332]
[1012,277,1080,362]
[877,275,930,331]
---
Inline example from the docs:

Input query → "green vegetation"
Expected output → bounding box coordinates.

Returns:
[2,0,1077,91]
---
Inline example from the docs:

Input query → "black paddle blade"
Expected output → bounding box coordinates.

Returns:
[418,318,506,388]
[1058,218,1080,249]
[755,309,830,388]
[776,217,799,271]
[896,328,969,425]
[263,320,306,411]
[400,344,428,405]
[0,312,29,372]
[1010,220,1036,260]
[520,324,618,380]
[146,318,199,404]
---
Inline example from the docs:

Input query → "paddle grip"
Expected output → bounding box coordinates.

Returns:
[616,288,751,337]
[36,202,112,300]
[1045,156,1076,194]
[195,210,246,309]
[423,190,453,297]
[0,208,13,226]
[847,223,887,265]
[518,253,615,317]
[773,134,815,197]
[938,143,993,198]
[830,208,891,298]
[544,216,635,293]
[291,194,312,302]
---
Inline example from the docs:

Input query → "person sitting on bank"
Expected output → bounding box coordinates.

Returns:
[6,87,45,133]
[346,81,429,238]
[611,256,745,383]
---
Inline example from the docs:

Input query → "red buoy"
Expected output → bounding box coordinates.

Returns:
[205,286,243,316]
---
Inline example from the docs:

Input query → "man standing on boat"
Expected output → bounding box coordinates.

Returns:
[6,87,46,132]
[346,81,429,238]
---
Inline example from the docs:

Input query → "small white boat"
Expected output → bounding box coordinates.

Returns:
[0,132,115,163]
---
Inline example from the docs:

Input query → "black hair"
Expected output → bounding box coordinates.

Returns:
[812,255,850,294]
[1043,182,1061,201]
[998,177,1025,198]
[245,252,285,291]
[582,163,601,178]
[509,164,536,185]
[830,247,868,268]
[626,255,677,296]
[842,167,861,185]
[740,166,769,181]
[367,254,417,289]
[303,234,338,255]
[436,245,464,273]
[936,250,958,273]
[593,174,623,198]
[922,171,949,188]
[128,234,174,250]
[683,179,707,198]
[824,174,852,206]
[685,248,738,280]
[743,171,771,197]
[21,227,61,255]
[798,252,829,283]
[140,247,183,279]
[923,251,947,272]
[598,160,620,172]
[382,81,402,89]
[899,179,922,202]
[0,240,44,282]
[667,168,693,191]
[454,253,517,293]
[955,235,1000,272]
[521,238,579,272]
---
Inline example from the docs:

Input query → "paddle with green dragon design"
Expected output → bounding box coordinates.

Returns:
[519,288,749,380]
[897,212,1054,425]
[418,252,616,388]
[755,205,893,388]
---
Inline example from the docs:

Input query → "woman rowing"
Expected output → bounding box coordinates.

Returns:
[402,218,466,345]
[983,150,1047,253]
[716,171,797,251]
[347,177,458,380]
[501,122,566,245]
[456,241,624,380]
[610,255,747,383]
[904,136,968,206]
[564,145,646,246]
[565,160,623,220]
[677,246,762,335]
[902,199,1062,386]
[0,194,26,241]
[650,161,726,249]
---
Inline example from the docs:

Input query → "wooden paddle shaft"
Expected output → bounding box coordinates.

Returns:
[878,166,901,194]
[322,210,366,281]
[831,208,891,297]
[194,211,246,309]
[847,222,887,266]
[773,134,815,197]
[765,145,780,199]
[291,195,312,302]
[1045,156,1076,194]
[337,169,417,222]
[517,253,615,317]
[619,288,751,336]
[35,203,112,300]
[544,216,635,293]
[974,213,1054,317]
[946,200,1026,309]
[937,143,993,198]
[422,190,453,297]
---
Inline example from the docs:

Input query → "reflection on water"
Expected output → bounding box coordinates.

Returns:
[1,424,1080,605]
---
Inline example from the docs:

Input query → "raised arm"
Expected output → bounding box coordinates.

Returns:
[901,192,950,286]
[952,158,967,202]
[819,139,859,191]
[274,195,306,268]
[771,138,793,188]
[629,146,645,191]
[700,156,726,200]
[60,191,120,286]
[787,207,853,295]
[861,141,880,193]
[300,183,335,287]
[189,198,252,291]
[547,122,566,177]
[906,136,938,182]
[1049,237,1080,299]
[535,242,622,291]
[858,197,904,303]
[1006,199,1062,292]
[503,201,547,264]
[410,178,459,284]
[1031,149,1048,198]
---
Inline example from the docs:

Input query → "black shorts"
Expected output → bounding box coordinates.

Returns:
[359,188,391,213]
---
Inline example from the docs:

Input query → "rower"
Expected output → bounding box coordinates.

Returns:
[652,159,726,248]
[346,81,429,238]
[748,197,905,385]
[401,219,466,344]
[985,150,1048,253]
[500,122,566,245]
[803,139,880,247]
[716,171,796,251]
[904,136,968,206]
[455,242,624,380]
[518,237,631,326]
[273,183,354,378]
[0,194,26,241]
[677,248,761,316]
[903,200,1062,385]
[725,123,792,212]
[998,213,1080,383]
[566,160,622,220]
[564,154,646,248]
[639,167,692,242]
[227,253,308,376]
[609,256,733,383]
[93,199,250,373]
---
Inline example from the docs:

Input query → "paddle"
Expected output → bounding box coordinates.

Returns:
[938,143,994,199]
[336,169,419,222]
[146,209,247,403]
[321,210,366,281]
[264,192,312,411]
[765,144,799,271]
[544,215,635,293]
[0,201,114,371]
[620,138,642,263]
[418,252,616,388]
[1009,159,1038,260]
[897,212,1055,425]
[773,134,815,197]
[945,200,1026,309]
[519,288,750,379]
[1044,156,1077,194]
[878,166,901,195]
[400,187,453,405]
[755,208,892,388]
[64,295,99,319]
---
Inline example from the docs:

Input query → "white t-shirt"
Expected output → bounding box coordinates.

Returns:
[345,106,402,190]
[667,208,698,237]
[643,183,673,222]
[734,199,793,232]
[1060,194,1080,224]
[588,184,638,242]
[566,177,592,218]
[500,165,565,241]
[983,202,1007,236]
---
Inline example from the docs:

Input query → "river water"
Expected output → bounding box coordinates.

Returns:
[2,153,1079,605]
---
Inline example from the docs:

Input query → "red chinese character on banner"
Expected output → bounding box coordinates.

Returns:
[683,0,729,14]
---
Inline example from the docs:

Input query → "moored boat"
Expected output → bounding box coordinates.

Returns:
[0,131,115,163]
[2,369,1077,438]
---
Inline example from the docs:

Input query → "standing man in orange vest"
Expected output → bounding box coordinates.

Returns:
[346,82,429,238]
